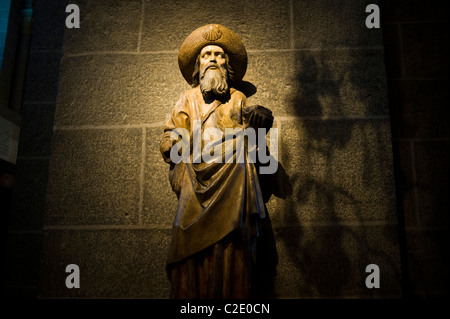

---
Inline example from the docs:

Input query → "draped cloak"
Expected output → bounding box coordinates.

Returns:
[160,86,266,269]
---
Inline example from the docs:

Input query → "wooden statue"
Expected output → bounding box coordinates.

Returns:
[160,24,278,298]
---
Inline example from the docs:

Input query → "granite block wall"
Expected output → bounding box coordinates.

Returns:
[4,0,414,298]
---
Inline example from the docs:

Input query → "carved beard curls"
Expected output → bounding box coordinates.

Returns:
[199,66,229,98]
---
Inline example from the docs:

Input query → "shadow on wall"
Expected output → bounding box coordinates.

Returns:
[255,155,292,298]
[275,49,401,297]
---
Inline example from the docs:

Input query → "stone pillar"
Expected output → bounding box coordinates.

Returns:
[381,0,449,298]
[3,0,65,297]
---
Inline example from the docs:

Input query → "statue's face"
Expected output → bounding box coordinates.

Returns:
[199,45,227,77]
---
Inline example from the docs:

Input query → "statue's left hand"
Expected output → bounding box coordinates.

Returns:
[244,105,274,129]
[160,138,174,163]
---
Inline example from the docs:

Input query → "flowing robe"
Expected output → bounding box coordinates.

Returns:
[160,86,267,298]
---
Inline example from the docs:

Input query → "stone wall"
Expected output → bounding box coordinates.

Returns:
[3,0,411,298]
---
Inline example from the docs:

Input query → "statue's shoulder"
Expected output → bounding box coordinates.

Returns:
[184,86,201,99]
[174,87,201,108]
[230,88,248,101]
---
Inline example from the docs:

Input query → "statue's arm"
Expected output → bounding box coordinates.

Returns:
[160,94,190,164]
[242,104,274,130]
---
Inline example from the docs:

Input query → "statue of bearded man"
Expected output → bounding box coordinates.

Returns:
[160,24,275,299]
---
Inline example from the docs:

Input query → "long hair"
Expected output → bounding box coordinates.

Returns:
[191,53,234,88]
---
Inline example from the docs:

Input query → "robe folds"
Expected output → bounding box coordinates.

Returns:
[160,86,267,298]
